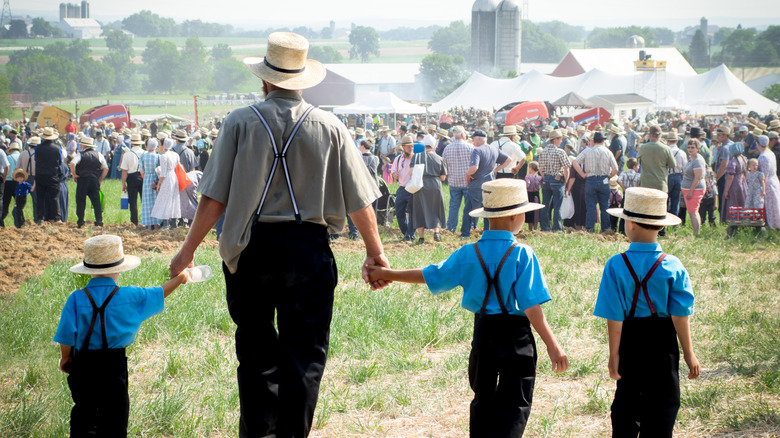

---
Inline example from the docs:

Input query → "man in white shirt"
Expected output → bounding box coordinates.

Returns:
[490,125,525,179]
[120,133,146,226]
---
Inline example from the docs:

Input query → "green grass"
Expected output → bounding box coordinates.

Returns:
[2,181,780,436]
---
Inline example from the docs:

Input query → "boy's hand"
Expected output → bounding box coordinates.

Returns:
[365,264,390,284]
[608,354,621,380]
[684,353,701,380]
[548,347,569,373]
[59,356,72,374]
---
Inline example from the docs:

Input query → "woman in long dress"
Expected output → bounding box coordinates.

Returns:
[140,139,161,229]
[756,135,780,229]
[151,138,181,228]
[410,143,447,243]
[721,142,748,223]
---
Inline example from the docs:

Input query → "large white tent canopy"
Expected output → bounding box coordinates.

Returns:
[333,91,427,115]
[430,65,779,115]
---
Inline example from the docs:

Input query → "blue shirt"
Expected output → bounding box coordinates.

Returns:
[15,180,32,197]
[594,242,695,321]
[470,144,509,180]
[422,230,551,315]
[53,277,164,350]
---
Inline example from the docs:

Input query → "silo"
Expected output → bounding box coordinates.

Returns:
[495,0,522,73]
[81,1,90,18]
[59,3,67,21]
[471,0,500,72]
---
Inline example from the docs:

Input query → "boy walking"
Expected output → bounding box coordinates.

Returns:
[368,179,569,437]
[54,235,189,437]
[596,187,701,437]
[11,169,32,228]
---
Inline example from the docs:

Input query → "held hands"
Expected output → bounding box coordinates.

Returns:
[362,254,391,290]
[684,353,701,380]
[169,249,195,279]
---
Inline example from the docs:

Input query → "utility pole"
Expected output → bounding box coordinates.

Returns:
[0,0,12,30]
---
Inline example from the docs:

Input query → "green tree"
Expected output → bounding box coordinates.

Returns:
[0,73,11,119]
[42,39,91,64]
[213,58,251,93]
[348,26,380,63]
[758,26,780,64]
[588,26,658,48]
[31,18,56,38]
[105,29,134,57]
[308,46,342,63]
[181,20,230,37]
[522,21,568,63]
[713,27,732,46]
[688,29,709,69]
[720,28,757,67]
[75,58,114,96]
[142,39,179,93]
[652,27,675,45]
[428,21,470,59]
[763,83,780,103]
[179,36,207,93]
[102,51,137,94]
[211,43,233,61]
[7,20,28,39]
[419,54,467,99]
[7,50,76,100]
[537,21,585,42]
[122,10,179,37]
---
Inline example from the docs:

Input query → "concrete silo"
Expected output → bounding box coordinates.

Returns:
[471,0,500,72]
[495,0,522,73]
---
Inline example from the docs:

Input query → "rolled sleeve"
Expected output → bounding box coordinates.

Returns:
[53,295,78,346]
[198,117,238,205]
[668,262,695,317]
[132,286,165,321]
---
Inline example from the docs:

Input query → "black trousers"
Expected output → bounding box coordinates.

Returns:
[0,179,4,227]
[224,221,337,438]
[67,348,129,438]
[76,176,103,226]
[699,197,716,225]
[35,174,61,222]
[13,195,26,227]
[126,172,143,225]
[1,180,14,226]
[469,313,537,438]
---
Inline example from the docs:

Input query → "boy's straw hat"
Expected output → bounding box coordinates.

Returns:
[12,168,27,180]
[70,235,141,275]
[470,179,544,218]
[607,187,681,227]
[27,136,42,146]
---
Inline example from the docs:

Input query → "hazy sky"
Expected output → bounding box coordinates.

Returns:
[20,0,780,31]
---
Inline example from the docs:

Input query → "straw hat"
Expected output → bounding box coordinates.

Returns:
[243,32,326,90]
[27,136,41,146]
[157,131,169,141]
[543,125,554,133]
[130,133,144,145]
[199,127,209,136]
[665,131,679,142]
[41,127,58,140]
[355,127,364,136]
[469,179,544,218]
[436,128,450,138]
[209,129,219,137]
[70,235,141,275]
[79,136,95,149]
[757,122,767,131]
[400,135,414,145]
[548,129,563,140]
[7,141,22,152]
[768,119,780,130]
[12,168,28,180]
[140,128,151,137]
[607,187,681,227]
[609,175,619,190]
[172,129,189,142]
[389,129,398,136]
[609,124,621,135]
[751,127,763,137]
[428,124,437,132]
[500,125,519,136]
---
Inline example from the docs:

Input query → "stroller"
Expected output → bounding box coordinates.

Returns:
[375,178,396,227]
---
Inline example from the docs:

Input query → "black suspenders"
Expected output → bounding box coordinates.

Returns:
[473,242,517,315]
[621,253,667,319]
[248,104,315,224]
[80,286,120,351]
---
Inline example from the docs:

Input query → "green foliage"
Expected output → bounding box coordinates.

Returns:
[210,43,232,62]
[122,10,179,37]
[0,73,12,118]
[758,26,780,61]
[142,39,180,93]
[102,52,137,94]
[308,46,343,63]
[181,19,232,38]
[212,58,252,93]
[427,21,470,59]
[716,27,780,67]
[30,18,61,38]
[5,20,28,39]
[178,36,208,93]
[522,21,568,63]
[762,83,780,103]
[688,29,709,69]
[587,26,669,48]
[74,58,114,97]
[713,27,732,46]
[105,29,134,57]
[419,54,467,99]
[379,25,440,42]
[537,21,585,43]
[7,50,77,100]
[349,26,380,63]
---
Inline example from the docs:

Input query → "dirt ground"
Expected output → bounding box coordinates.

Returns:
[0,221,217,296]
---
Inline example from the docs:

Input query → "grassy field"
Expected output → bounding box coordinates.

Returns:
[1,180,779,437]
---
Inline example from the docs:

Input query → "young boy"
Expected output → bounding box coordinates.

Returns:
[368,179,569,437]
[596,187,701,437]
[54,235,190,437]
[11,168,32,228]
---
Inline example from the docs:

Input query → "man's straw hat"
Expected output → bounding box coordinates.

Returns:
[470,179,544,218]
[665,131,679,142]
[79,136,95,149]
[436,128,450,138]
[355,127,364,136]
[400,135,414,145]
[243,32,326,90]
[41,127,58,140]
[140,128,151,137]
[70,235,141,275]
[28,136,41,146]
[548,129,563,140]
[607,187,681,227]
[130,133,145,145]
[500,125,519,136]
[768,119,780,130]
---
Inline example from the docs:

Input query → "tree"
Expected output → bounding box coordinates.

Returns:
[688,29,709,69]
[122,10,178,37]
[588,26,658,48]
[0,73,12,119]
[652,27,675,46]
[758,26,780,64]
[102,51,137,93]
[7,20,28,39]
[763,83,780,103]
[720,28,757,67]
[419,54,467,99]
[181,20,230,37]
[348,26,380,63]
[211,43,233,62]
[142,39,179,93]
[105,29,134,57]
[537,21,584,43]
[213,58,251,93]
[7,50,77,100]
[75,58,114,96]
[179,36,207,93]
[31,18,57,38]
[428,21,470,59]
[522,21,568,63]
[713,27,732,46]
[308,46,342,63]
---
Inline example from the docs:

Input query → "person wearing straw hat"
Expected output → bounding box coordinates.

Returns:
[367,178,569,437]
[377,126,396,163]
[571,131,619,233]
[34,127,65,223]
[392,134,417,241]
[465,129,512,232]
[169,31,387,438]
[713,126,734,222]
[1,140,22,227]
[490,125,526,180]
[665,130,687,221]
[120,133,146,226]
[54,234,190,438]
[172,128,197,172]
[537,128,571,232]
[608,124,627,174]
[70,135,109,228]
[443,126,476,239]
[595,187,700,437]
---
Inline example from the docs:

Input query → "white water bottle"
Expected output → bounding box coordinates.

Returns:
[186,265,213,282]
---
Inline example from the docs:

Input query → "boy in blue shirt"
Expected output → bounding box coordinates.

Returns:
[369,179,569,437]
[54,235,189,437]
[11,169,32,228]
[597,187,701,437]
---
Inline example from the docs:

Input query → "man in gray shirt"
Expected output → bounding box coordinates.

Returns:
[465,129,511,231]
[171,129,198,172]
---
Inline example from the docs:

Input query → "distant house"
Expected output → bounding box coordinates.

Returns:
[588,93,655,122]
[303,63,423,107]
[552,48,697,77]
[59,18,102,39]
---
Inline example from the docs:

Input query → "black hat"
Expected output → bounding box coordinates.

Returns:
[690,127,701,138]
[471,130,487,138]
[593,132,606,143]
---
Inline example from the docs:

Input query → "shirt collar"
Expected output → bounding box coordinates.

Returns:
[627,242,662,252]
[86,277,119,288]
[266,89,304,102]
[478,230,518,241]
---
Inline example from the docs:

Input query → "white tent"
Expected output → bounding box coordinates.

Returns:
[332,91,427,115]
[132,113,193,124]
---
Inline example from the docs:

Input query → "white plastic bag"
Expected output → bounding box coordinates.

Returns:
[406,153,425,194]
[561,193,575,220]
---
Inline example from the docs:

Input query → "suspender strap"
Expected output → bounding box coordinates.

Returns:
[621,253,666,318]
[474,242,517,315]
[80,286,120,351]
[248,104,316,224]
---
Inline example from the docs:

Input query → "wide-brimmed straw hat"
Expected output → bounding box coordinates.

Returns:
[79,136,95,148]
[768,119,780,130]
[665,131,679,141]
[243,32,326,90]
[548,129,563,140]
[172,129,189,142]
[41,127,58,140]
[70,235,141,275]
[609,124,621,135]
[470,179,544,218]
[500,125,519,136]
[140,128,151,137]
[130,133,145,145]
[27,136,42,146]
[607,187,681,227]
[400,135,414,145]
[436,128,450,138]
[12,168,27,180]
[751,127,763,137]
[7,141,22,152]
[355,127,364,136]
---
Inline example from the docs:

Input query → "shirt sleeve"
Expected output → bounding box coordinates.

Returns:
[594,257,625,321]
[667,258,695,317]
[511,246,551,312]
[423,248,464,295]
[53,294,78,346]
[496,149,510,165]
[199,112,239,204]
[469,149,480,167]
[131,286,165,321]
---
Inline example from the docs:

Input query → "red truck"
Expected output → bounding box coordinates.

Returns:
[79,104,134,129]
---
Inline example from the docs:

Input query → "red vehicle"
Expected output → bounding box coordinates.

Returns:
[572,107,611,131]
[79,104,134,129]
[504,101,551,127]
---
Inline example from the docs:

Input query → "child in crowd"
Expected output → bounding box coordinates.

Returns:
[368,179,569,437]
[595,187,701,437]
[699,166,718,226]
[608,175,623,231]
[11,169,32,228]
[54,235,190,437]
[616,158,640,234]
[745,158,766,209]
[524,161,542,231]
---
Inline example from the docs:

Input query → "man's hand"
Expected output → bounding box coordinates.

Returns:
[169,248,195,278]
[122,182,127,192]
[59,355,73,374]
[362,253,391,290]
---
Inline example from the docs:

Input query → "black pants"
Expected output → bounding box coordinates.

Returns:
[13,195,26,227]
[76,176,103,226]
[0,179,4,227]
[126,172,143,225]
[223,221,337,438]
[1,180,14,226]
[35,174,61,222]
[699,197,716,225]
[469,313,537,438]
[67,348,129,438]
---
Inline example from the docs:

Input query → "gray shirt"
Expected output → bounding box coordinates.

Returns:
[470,144,509,180]
[172,142,198,172]
[682,154,706,190]
[199,90,380,273]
